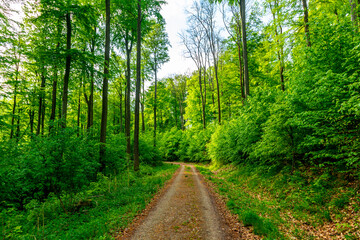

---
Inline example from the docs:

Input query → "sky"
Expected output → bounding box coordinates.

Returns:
[158,0,197,79]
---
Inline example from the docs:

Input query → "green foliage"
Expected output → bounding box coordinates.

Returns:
[242,211,280,238]
[198,164,359,239]
[0,163,179,239]
[0,128,100,210]
[158,127,183,161]
[139,132,161,165]
[208,88,276,166]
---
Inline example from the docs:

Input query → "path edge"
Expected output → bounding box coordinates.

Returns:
[114,163,182,240]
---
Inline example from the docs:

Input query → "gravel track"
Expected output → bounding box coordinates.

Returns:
[119,163,258,240]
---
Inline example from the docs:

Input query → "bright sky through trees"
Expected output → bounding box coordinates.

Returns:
[159,0,199,78]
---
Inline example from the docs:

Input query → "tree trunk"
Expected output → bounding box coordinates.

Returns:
[133,0,141,172]
[61,12,72,128]
[29,110,35,135]
[141,76,145,133]
[234,9,245,101]
[77,82,81,136]
[154,64,158,147]
[179,100,184,130]
[119,82,123,133]
[237,44,244,100]
[50,24,60,131]
[10,83,17,139]
[350,0,358,32]
[270,1,285,91]
[99,0,111,171]
[125,35,133,161]
[41,99,45,135]
[302,0,311,47]
[199,68,206,129]
[239,0,249,98]
[16,108,21,141]
[37,72,46,135]
[214,62,221,124]
[86,27,96,130]
[49,68,57,131]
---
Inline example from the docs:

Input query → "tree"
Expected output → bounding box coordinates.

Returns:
[133,0,142,171]
[268,0,286,91]
[113,0,137,160]
[181,19,207,129]
[302,0,311,47]
[99,0,111,170]
[61,6,72,128]
[144,20,170,146]
[191,0,222,124]
[212,0,250,99]
[221,2,245,101]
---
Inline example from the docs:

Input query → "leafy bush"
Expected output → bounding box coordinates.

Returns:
[208,88,276,166]
[158,127,183,161]
[0,128,100,210]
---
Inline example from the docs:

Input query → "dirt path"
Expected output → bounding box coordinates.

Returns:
[118,163,259,240]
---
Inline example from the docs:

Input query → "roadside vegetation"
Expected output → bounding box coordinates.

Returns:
[197,165,359,239]
[1,162,178,239]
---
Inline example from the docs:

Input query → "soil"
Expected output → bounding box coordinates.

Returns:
[117,163,259,240]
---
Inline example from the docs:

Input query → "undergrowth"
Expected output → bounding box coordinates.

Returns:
[1,163,179,239]
[197,164,360,239]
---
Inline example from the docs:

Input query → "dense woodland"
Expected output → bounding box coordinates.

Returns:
[1,0,360,238]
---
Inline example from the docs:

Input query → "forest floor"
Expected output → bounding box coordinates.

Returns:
[117,163,259,240]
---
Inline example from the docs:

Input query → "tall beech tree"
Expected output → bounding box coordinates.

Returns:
[61,8,72,128]
[100,0,111,169]
[133,0,142,171]
[144,21,170,146]
[114,0,137,160]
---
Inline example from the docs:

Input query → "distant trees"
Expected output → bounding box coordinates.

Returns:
[144,21,170,146]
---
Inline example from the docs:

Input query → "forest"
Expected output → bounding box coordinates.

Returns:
[0,0,359,239]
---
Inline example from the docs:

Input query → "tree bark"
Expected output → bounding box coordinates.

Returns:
[119,82,123,133]
[49,68,58,131]
[141,76,145,133]
[350,0,358,32]
[85,27,96,130]
[239,0,249,98]
[133,0,141,172]
[61,12,72,128]
[41,98,45,135]
[302,0,311,47]
[10,90,17,139]
[154,60,158,147]
[50,22,61,132]
[125,34,133,161]
[37,71,46,135]
[16,108,21,141]
[10,74,18,139]
[199,69,206,129]
[77,81,81,136]
[270,0,285,91]
[29,110,35,135]
[214,62,221,124]
[100,0,111,170]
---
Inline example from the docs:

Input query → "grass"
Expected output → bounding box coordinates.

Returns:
[1,163,179,239]
[196,164,360,239]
